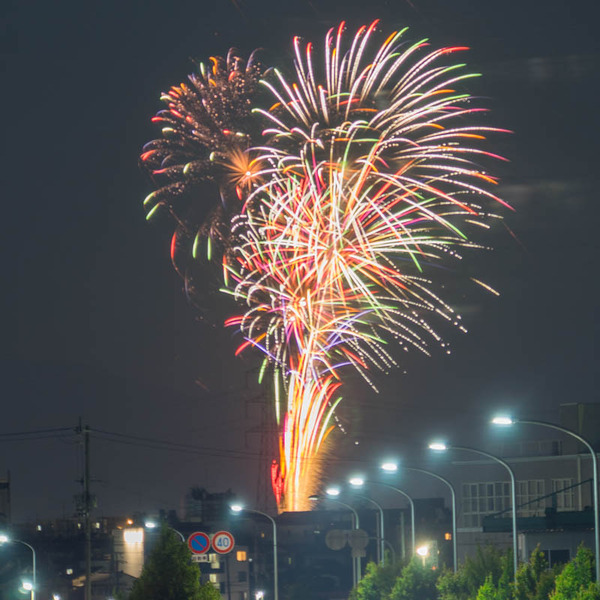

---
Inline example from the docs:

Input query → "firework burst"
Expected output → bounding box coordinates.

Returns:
[141,49,266,273]
[142,21,510,512]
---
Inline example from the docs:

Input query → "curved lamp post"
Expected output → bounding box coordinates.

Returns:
[309,494,361,586]
[429,442,518,580]
[492,415,600,582]
[144,520,185,542]
[231,505,278,600]
[348,479,393,565]
[349,476,416,561]
[351,492,385,566]
[381,461,457,572]
[328,484,386,565]
[0,534,36,600]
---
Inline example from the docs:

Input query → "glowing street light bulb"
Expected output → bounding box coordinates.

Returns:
[0,534,9,543]
[429,442,448,451]
[230,504,244,513]
[416,545,429,557]
[380,462,398,473]
[348,477,364,487]
[325,486,340,497]
[492,416,514,426]
[144,521,157,529]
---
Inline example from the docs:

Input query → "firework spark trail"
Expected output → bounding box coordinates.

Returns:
[142,22,509,512]
[225,23,509,511]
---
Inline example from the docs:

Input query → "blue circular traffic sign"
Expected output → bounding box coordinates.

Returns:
[188,531,210,554]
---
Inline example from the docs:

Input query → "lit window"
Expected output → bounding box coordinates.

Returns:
[236,550,247,561]
[36,525,42,531]
[444,532,452,541]
[66,568,73,575]
[94,522,101,529]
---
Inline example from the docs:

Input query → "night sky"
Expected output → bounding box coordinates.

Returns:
[3,0,600,522]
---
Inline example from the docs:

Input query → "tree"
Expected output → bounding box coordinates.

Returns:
[388,558,438,600]
[476,574,502,600]
[436,567,472,600]
[438,546,512,600]
[513,545,557,600]
[550,544,600,600]
[129,525,220,600]
[349,560,404,600]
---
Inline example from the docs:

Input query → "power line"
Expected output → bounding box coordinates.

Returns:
[0,426,74,438]
[89,427,259,460]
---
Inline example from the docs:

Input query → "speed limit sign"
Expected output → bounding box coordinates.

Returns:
[212,530,235,554]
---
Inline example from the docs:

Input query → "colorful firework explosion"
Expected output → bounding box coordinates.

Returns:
[142,21,509,512]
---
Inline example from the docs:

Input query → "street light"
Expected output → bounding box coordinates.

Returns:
[0,535,36,600]
[345,480,387,566]
[350,476,416,561]
[309,495,361,586]
[429,442,518,580]
[492,415,600,583]
[381,461,457,572]
[231,505,278,600]
[144,520,185,542]
[416,544,429,567]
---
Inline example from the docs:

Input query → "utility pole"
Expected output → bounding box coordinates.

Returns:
[84,423,91,600]
[76,419,93,600]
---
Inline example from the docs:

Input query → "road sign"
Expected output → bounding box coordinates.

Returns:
[188,531,210,554]
[191,554,210,563]
[325,529,347,550]
[348,529,369,549]
[348,529,369,558]
[211,530,235,554]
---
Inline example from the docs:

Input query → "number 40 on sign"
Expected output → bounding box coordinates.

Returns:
[212,531,235,554]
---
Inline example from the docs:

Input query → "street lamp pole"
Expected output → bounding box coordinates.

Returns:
[21,540,36,600]
[381,462,457,572]
[310,495,361,586]
[231,506,278,600]
[359,480,415,559]
[350,492,385,566]
[0,535,36,600]
[492,416,600,583]
[430,443,518,580]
